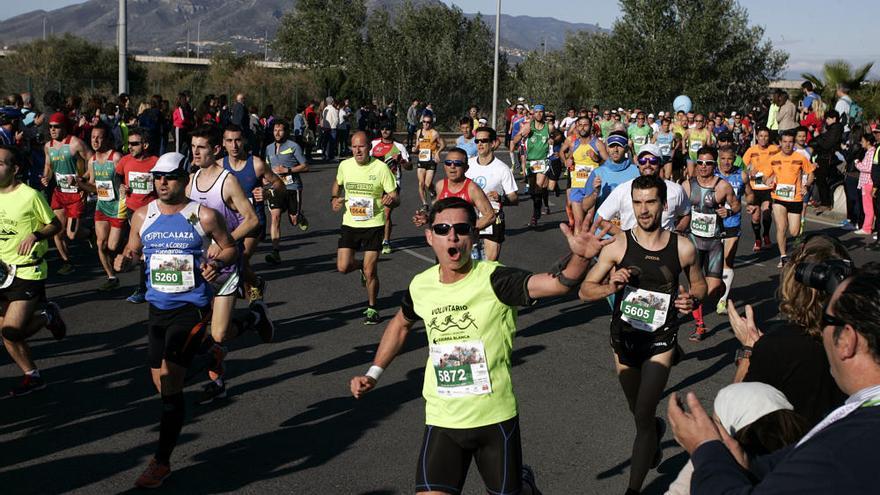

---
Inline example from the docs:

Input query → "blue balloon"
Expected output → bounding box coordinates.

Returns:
[673,95,693,113]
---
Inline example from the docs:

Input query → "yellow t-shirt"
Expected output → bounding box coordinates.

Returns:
[336,157,398,228]
[0,184,55,280]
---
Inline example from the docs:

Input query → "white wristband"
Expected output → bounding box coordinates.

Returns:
[365,365,384,381]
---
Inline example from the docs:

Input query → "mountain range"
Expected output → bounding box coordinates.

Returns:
[0,0,604,58]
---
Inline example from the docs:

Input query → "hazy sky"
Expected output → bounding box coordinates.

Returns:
[4,0,878,78]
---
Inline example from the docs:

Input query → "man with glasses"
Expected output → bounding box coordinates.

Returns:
[124,152,238,488]
[670,265,880,494]
[351,196,613,495]
[117,128,159,303]
[599,109,615,140]
[414,148,496,233]
[511,104,554,227]
[681,146,741,342]
[332,131,399,325]
[41,112,92,275]
[413,115,444,208]
[466,127,518,261]
[581,131,641,222]
[370,121,410,254]
[769,130,815,268]
[629,111,653,157]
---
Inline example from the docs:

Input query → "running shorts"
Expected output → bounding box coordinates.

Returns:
[610,326,678,368]
[774,199,803,215]
[147,303,210,369]
[210,267,241,297]
[415,416,523,495]
[94,210,126,229]
[478,215,505,244]
[267,189,303,216]
[752,189,772,206]
[0,277,46,303]
[545,159,564,181]
[692,235,724,279]
[50,190,85,218]
[417,160,437,171]
[721,226,741,239]
[338,225,384,252]
[568,186,588,204]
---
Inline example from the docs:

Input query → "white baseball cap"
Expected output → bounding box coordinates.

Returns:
[658,111,665,117]
[152,152,188,173]
[648,113,655,119]
[637,143,662,158]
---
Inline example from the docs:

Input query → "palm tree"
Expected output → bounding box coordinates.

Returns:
[802,60,875,102]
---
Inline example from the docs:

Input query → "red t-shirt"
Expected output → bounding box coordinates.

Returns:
[116,154,159,211]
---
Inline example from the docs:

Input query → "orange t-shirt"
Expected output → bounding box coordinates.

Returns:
[770,151,815,202]
[744,144,779,190]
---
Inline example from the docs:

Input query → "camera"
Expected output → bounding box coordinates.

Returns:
[795,259,854,294]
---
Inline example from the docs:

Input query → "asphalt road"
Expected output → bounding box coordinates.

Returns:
[1,151,877,494]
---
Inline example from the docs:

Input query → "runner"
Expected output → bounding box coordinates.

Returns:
[560,116,606,231]
[581,131,641,223]
[222,124,285,301]
[186,126,274,404]
[264,119,309,265]
[743,127,779,252]
[332,131,399,325]
[652,117,675,179]
[508,103,527,168]
[117,127,159,303]
[124,152,238,488]
[769,130,815,267]
[370,121,410,254]
[466,126,518,261]
[714,144,751,314]
[0,145,67,397]
[684,114,714,177]
[580,174,706,495]
[681,146,741,341]
[86,122,125,291]
[511,104,553,227]
[351,196,613,495]
[628,111,653,157]
[455,117,478,158]
[41,112,92,275]
[413,115,444,208]
[544,129,565,214]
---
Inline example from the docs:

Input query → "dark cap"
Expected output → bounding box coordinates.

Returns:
[717,131,733,142]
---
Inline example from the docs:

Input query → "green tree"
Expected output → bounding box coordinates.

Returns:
[802,60,875,103]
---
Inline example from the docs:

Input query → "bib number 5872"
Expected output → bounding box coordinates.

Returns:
[438,368,466,383]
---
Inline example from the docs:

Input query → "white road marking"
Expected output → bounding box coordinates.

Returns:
[399,247,435,263]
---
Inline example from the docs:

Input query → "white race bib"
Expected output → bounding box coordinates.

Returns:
[149,253,195,293]
[128,172,154,195]
[529,160,548,174]
[430,340,492,397]
[282,174,295,186]
[659,143,672,156]
[418,149,432,162]
[633,135,647,145]
[620,285,671,332]
[56,174,78,193]
[96,180,115,201]
[775,183,796,200]
[347,195,374,221]
[690,140,703,153]
[690,209,718,238]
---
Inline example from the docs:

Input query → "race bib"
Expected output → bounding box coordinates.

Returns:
[149,253,195,293]
[529,160,548,174]
[478,200,501,235]
[659,143,672,156]
[690,209,718,238]
[620,285,671,332]
[56,174,78,193]
[430,340,492,397]
[571,164,593,188]
[775,183,796,200]
[633,135,647,145]
[418,149,432,162]
[690,140,703,153]
[347,195,374,221]
[128,172,154,195]
[282,174,295,186]
[96,180,115,201]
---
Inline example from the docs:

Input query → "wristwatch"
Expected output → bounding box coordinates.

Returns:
[735,346,752,364]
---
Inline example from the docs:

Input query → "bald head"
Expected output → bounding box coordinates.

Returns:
[351,131,371,164]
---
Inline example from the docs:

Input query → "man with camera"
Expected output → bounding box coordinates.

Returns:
[669,262,880,494]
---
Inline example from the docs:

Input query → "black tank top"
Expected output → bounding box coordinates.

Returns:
[611,230,683,334]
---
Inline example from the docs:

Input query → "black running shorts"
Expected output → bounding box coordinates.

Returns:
[774,199,804,215]
[338,225,384,252]
[610,326,678,368]
[0,277,46,303]
[147,304,210,369]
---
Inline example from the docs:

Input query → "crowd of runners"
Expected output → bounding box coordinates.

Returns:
[1,85,880,494]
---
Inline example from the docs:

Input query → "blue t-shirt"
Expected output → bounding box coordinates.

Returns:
[716,167,745,229]
[584,159,641,207]
[265,140,306,190]
[456,135,478,158]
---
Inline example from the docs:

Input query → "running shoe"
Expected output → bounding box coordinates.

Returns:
[196,380,227,405]
[799,217,806,236]
[716,299,727,315]
[543,206,551,216]
[9,373,46,397]
[298,213,310,231]
[854,229,872,236]
[651,417,667,469]
[761,235,772,249]
[840,219,856,230]
[689,323,706,342]
[381,240,392,255]
[126,288,146,304]
[363,307,380,325]
[98,277,119,292]
[57,262,75,276]
[777,255,789,269]
[528,216,538,228]
[265,250,281,265]
[250,300,275,343]
[134,458,171,488]
[45,301,66,340]
[521,464,542,495]
[752,239,761,252]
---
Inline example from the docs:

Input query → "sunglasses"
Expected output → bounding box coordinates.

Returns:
[152,171,186,181]
[431,223,474,236]
[128,141,142,146]
[638,156,660,165]
[696,160,717,166]
[474,138,492,144]
[48,124,63,129]
[444,159,467,167]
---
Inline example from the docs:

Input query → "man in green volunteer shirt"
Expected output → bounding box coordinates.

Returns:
[628,111,653,156]
[332,131,399,325]
[0,145,67,397]
[350,197,613,495]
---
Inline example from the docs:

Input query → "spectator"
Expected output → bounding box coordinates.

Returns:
[172,91,193,155]
[406,98,420,149]
[801,81,819,118]
[337,98,352,157]
[775,89,797,132]
[835,83,855,133]
[137,95,164,156]
[321,96,338,161]
[799,99,825,143]
[383,102,396,130]
[670,263,880,494]
[727,234,848,425]
[854,131,876,236]
[810,109,844,213]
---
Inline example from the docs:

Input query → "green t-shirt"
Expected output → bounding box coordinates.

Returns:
[407,260,530,428]
[93,155,126,219]
[600,119,614,139]
[628,124,653,155]
[525,121,550,161]
[0,184,55,280]
[336,157,397,228]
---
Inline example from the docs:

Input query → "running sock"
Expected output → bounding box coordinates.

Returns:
[720,268,734,302]
[761,210,772,236]
[156,392,185,465]
[138,266,147,293]
[532,192,542,217]
[542,189,549,208]
[693,305,704,328]
[751,221,762,240]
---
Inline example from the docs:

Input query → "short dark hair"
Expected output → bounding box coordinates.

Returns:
[445,147,468,160]
[91,121,111,136]
[735,409,810,457]
[801,81,813,91]
[756,126,770,135]
[825,109,840,120]
[0,144,21,169]
[459,116,473,126]
[273,119,290,134]
[190,123,222,148]
[832,263,880,363]
[428,197,478,226]
[780,129,797,140]
[631,174,667,205]
[127,127,147,141]
[474,126,496,141]
[696,146,718,160]
[795,125,809,135]
[718,145,737,157]
[223,124,244,135]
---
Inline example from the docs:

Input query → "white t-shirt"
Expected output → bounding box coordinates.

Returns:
[560,116,578,133]
[835,96,852,131]
[466,156,518,203]
[596,178,691,231]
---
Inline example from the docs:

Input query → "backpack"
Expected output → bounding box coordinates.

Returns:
[847,100,865,126]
